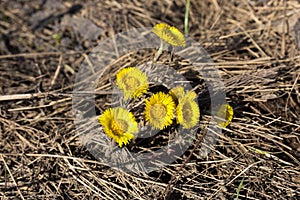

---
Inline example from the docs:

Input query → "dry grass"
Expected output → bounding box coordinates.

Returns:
[0,0,300,199]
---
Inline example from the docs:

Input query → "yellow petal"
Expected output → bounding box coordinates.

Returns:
[152,23,186,46]
[215,104,233,128]
[176,95,200,129]
[98,107,138,147]
[144,92,175,130]
[116,67,149,100]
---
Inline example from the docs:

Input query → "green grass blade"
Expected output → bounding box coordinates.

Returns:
[236,177,245,200]
[184,0,190,36]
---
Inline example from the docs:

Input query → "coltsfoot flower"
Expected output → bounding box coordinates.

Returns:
[215,103,233,128]
[144,92,175,130]
[98,107,138,147]
[176,91,200,129]
[152,23,186,46]
[169,86,185,103]
[116,67,149,100]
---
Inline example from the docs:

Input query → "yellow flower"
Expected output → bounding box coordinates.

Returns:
[215,103,233,128]
[176,91,200,129]
[169,86,185,102]
[116,67,149,100]
[186,90,197,100]
[98,107,138,147]
[144,92,175,130]
[152,23,186,46]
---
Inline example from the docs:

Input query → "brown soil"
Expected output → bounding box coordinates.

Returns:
[0,0,300,199]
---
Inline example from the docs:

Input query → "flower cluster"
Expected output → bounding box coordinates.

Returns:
[143,87,200,130]
[98,23,233,148]
[98,67,202,147]
[98,67,148,147]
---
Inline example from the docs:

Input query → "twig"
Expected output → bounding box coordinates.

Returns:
[227,19,268,57]
[0,51,81,59]
[284,72,300,118]
[50,54,63,90]
[281,0,288,57]
[226,161,262,186]
[0,91,121,102]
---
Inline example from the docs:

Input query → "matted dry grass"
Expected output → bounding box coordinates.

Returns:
[0,0,299,199]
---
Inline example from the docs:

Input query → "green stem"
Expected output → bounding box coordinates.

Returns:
[184,0,190,36]
[235,177,244,200]
[154,40,164,62]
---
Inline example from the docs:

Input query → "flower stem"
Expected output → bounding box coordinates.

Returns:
[153,40,164,62]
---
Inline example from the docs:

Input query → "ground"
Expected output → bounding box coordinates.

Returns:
[0,0,300,199]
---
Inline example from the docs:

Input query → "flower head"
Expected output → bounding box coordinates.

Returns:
[169,86,185,102]
[215,103,233,128]
[176,91,200,129]
[144,92,175,130]
[152,23,186,46]
[116,67,149,100]
[98,107,138,147]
